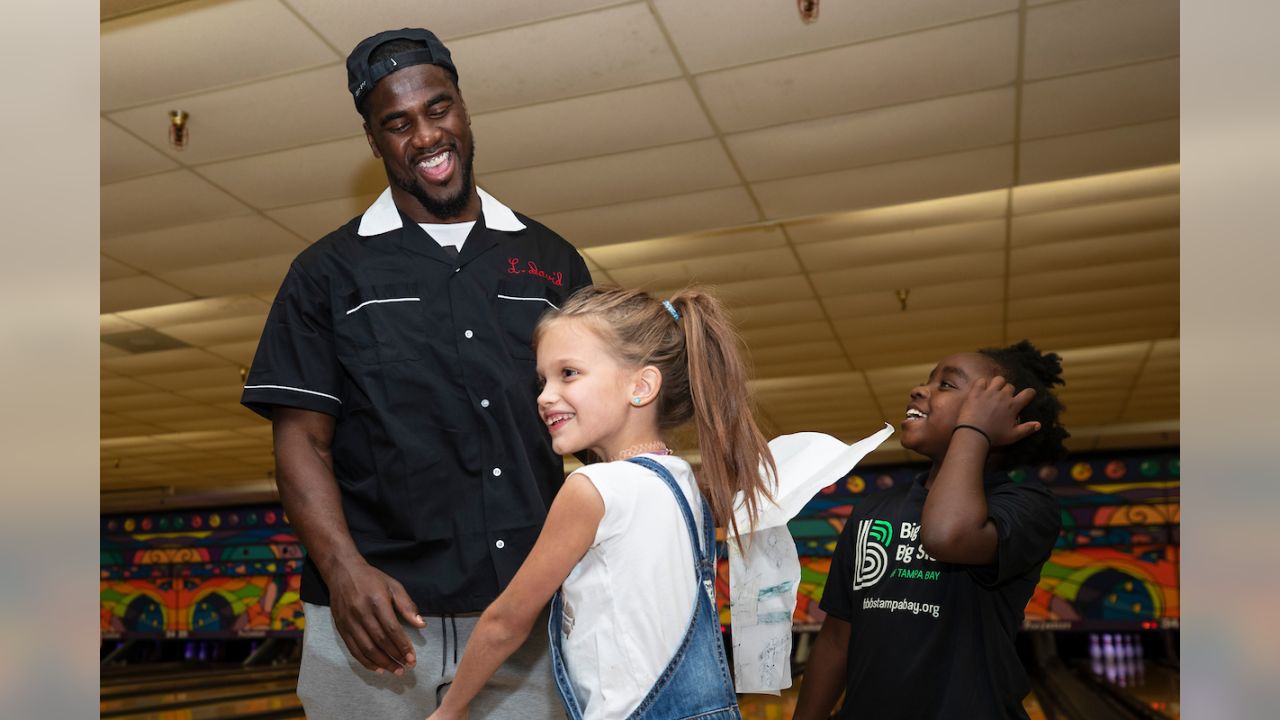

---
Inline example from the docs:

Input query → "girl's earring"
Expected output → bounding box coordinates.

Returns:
[632,396,643,405]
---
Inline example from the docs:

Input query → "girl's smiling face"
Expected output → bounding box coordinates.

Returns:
[535,318,637,459]
[900,352,1002,460]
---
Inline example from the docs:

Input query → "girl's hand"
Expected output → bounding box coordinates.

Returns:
[427,706,468,720]
[956,376,1039,447]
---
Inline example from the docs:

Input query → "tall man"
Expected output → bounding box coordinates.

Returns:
[241,28,591,719]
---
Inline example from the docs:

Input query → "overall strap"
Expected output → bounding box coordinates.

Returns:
[626,457,717,589]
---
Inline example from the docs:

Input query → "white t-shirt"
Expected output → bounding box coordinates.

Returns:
[419,221,474,251]
[560,454,704,720]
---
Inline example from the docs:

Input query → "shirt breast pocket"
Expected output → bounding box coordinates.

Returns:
[494,280,562,361]
[336,283,430,365]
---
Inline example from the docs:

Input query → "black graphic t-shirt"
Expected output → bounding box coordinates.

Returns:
[820,472,1060,719]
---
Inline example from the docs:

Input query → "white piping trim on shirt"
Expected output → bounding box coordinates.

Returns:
[345,297,422,315]
[497,294,559,310]
[243,384,342,404]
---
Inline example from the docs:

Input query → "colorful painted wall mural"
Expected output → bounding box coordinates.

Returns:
[100,508,305,638]
[102,451,1178,638]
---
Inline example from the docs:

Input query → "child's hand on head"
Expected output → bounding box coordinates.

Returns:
[956,376,1041,447]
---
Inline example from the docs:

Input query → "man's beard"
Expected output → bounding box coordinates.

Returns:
[393,141,477,221]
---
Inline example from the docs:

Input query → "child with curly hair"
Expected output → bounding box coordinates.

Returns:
[794,340,1068,720]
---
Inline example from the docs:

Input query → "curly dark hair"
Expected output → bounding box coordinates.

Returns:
[977,339,1070,470]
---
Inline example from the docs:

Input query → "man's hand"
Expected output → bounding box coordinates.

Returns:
[327,559,426,674]
[956,376,1040,447]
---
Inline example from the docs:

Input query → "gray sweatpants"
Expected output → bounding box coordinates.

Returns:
[297,602,564,720]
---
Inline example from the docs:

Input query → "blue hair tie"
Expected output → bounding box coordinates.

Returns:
[662,300,681,322]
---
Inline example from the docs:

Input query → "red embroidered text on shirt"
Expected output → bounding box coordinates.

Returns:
[507,257,564,287]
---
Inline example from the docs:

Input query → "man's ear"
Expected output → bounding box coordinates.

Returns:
[363,122,382,159]
[631,366,663,407]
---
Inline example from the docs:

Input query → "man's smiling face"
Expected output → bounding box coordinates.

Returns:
[362,63,478,223]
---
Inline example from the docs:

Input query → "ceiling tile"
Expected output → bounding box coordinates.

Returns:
[654,0,1017,73]
[833,304,1005,339]
[103,215,306,275]
[155,253,296,297]
[607,247,802,289]
[473,80,714,174]
[102,0,339,111]
[1009,282,1178,321]
[481,139,738,215]
[177,386,255,406]
[107,64,358,166]
[796,219,1007,272]
[752,340,849,366]
[1021,59,1178,140]
[286,0,624,53]
[728,88,1015,182]
[161,315,271,348]
[754,145,1014,219]
[1012,164,1178,215]
[586,226,787,270]
[752,356,855,379]
[133,367,247,393]
[751,371,861,393]
[102,392,201,414]
[101,275,197,314]
[651,274,813,309]
[1009,257,1178,299]
[102,255,140,282]
[1023,0,1179,80]
[538,186,760,248]
[101,415,167,439]
[1056,341,1150,366]
[266,192,381,242]
[205,341,264,367]
[101,314,146,335]
[100,346,231,375]
[1012,195,1179,246]
[1010,228,1177,274]
[695,14,1018,133]
[824,279,1004,318]
[785,190,1008,244]
[811,250,1005,297]
[102,377,161,398]
[446,4,682,113]
[849,325,1004,368]
[1019,119,1179,185]
[195,136,384,210]
[102,170,253,238]
[731,300,828,330]
[1007,306,1177,342]
[102,119,179,184]
[739,321,834,349]
[116,294,272,329]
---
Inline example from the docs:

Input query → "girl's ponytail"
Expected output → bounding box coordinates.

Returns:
[669,289,776,542]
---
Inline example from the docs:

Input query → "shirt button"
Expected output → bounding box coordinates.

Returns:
[495,540,505,549]
[492,468,502,477]
[464,329,474,339]
[454,267,461,273]
[480,399,490,408]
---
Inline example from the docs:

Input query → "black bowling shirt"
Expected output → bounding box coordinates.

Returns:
[241,189,591,613]
[820,472,1060,719]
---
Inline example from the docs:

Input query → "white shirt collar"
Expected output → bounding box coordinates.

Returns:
[356,186,525,236]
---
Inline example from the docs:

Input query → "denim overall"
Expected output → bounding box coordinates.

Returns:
[548,456,742,720]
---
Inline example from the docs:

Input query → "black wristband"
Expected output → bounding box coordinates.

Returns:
[953,424,992,446]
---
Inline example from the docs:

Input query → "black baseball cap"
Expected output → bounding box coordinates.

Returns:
[346,28,458,112]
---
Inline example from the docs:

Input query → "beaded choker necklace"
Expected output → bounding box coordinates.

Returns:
[612,441,674,461]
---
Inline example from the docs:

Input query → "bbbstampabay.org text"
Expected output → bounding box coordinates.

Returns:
[862,596,941,619]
